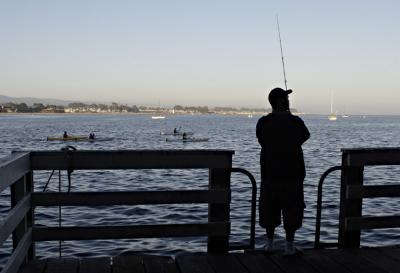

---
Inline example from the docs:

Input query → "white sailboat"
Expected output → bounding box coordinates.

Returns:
[152,101,166,119]
[342,105,349,118]
[328,91,337,121]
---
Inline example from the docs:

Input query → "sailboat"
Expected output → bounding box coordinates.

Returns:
[152,101,166,119]
[342,105,349,118]
[328,91,337,121]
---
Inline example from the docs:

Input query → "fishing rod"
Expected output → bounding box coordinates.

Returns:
[276,14,288,90]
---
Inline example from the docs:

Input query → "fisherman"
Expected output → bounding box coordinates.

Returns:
[256,87,310,255]
[63,131,68,138]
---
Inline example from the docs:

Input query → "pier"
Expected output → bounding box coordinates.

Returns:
[0,149,399,273]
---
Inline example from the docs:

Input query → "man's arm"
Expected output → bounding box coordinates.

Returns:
[256,118,263,146]
[300,120,310,144]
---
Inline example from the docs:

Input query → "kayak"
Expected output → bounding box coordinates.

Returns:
[166,137,209,142]
[161,131,194,136]
[47,136,88,141]
[47,136,114,142]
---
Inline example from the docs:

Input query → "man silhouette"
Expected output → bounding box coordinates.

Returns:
[256,87,310,255]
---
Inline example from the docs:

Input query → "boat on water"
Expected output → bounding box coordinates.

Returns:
[328,91,337,121]
[161,131,194,136]
[47,136,114,142]
[152,116,165,119]
[166,137,209,143]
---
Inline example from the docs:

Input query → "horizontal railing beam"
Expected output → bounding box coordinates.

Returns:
[32,190,231,206]
[0,152,30,193]
[342,148,400,166]
[0,194,31,247]
[1,228,32,273]
[32,222,230,241]
[345,215,400,230]
[346,185,400,199]
[30,150,234,170]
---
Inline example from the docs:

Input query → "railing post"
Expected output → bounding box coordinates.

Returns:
[25,171,35,260]
[11,176,28,263]
[207,168,231,253]
[338,151,364,248]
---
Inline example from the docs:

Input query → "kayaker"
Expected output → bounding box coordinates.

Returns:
[256,87,310,256]
[63,131,68,138]
[182,133,187,140]
[174,128,177,134]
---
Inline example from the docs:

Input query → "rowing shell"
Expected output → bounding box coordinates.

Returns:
[165,138,209,142]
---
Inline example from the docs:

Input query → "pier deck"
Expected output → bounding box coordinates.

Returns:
[18,246,400,273]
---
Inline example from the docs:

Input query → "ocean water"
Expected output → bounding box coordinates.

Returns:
[0,114,399,262]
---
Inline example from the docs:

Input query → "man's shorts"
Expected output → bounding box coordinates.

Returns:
[259,184,305,231]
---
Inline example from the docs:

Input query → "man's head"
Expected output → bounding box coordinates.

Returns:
[268,87,292,112]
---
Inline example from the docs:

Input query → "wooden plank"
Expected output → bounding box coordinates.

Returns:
[113,255,144,273]
[176,254,215,273]
[11,177,27,251]
[376,246,400,262]
[206,254,248,273]
[0,152,30,193]
[321,248,387,273]
[17,260,46,273]
[45,258,79,273]
[33,222,230,241]
[32,189,231,206]
[270,254,319,273]
[2,229,32,273]
[342,148,400,166]
[208,168,231,253]
[235,253,282,273]
[300,250,352,273]
[345,215,400,230]
[338,164,363,248]
[356,248,400,273]
[79,257,111,273]
[25,172,35,260]
[142,255,179,273]
[346,185,400,199]
[0,194,31,247]
[30,150,234,170]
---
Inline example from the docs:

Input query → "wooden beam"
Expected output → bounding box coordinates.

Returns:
[30,150,234,170]
[345,216,400,230]
[342,148,400,166]
[1,228,32,273]
[32,189,230,206]
[346,185,400,199]
[32,222,230,241]
[0,152,30,193]
[0,194,31,247]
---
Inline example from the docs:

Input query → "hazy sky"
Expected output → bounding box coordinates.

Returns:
[1,0,399,114]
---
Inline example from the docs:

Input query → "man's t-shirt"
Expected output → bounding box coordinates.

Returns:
[256,112,310,184]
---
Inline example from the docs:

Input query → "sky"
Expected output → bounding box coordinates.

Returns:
[1,0,399,114]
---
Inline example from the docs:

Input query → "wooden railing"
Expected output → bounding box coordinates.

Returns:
[0,152,33,273]
[339,148,400,248]
[0,149,241,273]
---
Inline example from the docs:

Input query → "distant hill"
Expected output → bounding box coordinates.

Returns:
[0,94,74,106]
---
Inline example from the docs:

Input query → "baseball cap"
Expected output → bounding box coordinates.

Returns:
[268,87,292,104]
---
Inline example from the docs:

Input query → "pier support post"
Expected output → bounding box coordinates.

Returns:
[208,168,231,253]
[338,151,363,248]
[25,171,35,260]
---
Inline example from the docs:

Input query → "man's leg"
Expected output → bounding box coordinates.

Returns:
[282,190,304,255]
[264,227,275,252]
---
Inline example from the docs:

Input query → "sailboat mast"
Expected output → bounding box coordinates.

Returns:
[330,91,334,114]
[276,15,288,90]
